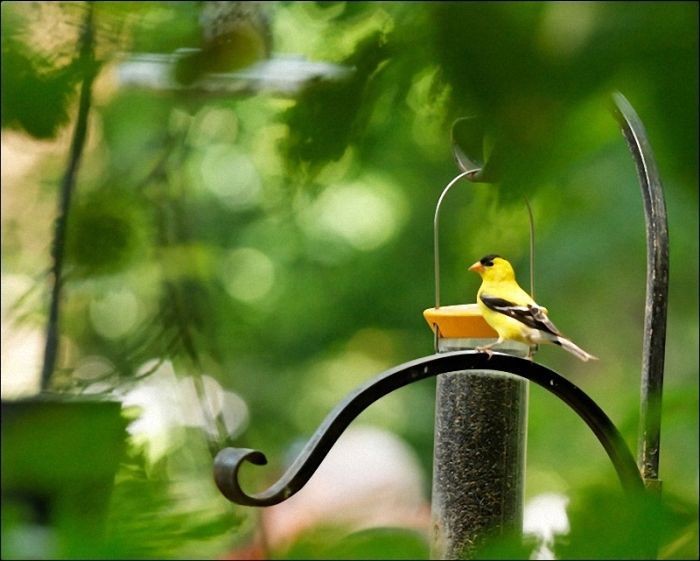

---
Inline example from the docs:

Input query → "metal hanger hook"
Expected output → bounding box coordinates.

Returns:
[433,172,537,308]
[433,169,480,309]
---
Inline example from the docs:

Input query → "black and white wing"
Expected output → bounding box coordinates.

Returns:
[479,295,562,337]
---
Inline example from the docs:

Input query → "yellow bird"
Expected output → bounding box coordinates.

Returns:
[468,254,597,361]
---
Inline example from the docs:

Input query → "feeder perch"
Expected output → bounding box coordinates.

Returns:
[423,304,497,340]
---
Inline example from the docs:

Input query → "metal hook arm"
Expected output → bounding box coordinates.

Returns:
[610,92,669,487]
[214,351,643,507]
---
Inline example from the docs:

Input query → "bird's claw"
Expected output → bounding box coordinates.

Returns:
[475,346,495,359]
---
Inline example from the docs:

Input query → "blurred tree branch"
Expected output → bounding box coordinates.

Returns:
[41,2,98,389]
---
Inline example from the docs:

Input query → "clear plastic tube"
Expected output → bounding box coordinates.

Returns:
[431,338,529,559]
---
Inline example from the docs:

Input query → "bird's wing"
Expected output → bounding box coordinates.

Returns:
[480,295,562,337]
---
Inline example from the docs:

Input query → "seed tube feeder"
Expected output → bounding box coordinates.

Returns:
[423,117,533,558]
[213,92,668,559]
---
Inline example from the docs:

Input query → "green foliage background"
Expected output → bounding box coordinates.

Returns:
[2,1,697,559]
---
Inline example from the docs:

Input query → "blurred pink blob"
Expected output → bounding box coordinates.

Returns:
[225,424,430,558]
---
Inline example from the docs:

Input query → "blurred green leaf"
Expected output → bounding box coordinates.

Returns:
[557,486,694,560]
[101,439,246,560]
[1,398,128,559]
[66,189,152,277]
[472,530,537,560]
[278,526,430,560]
[281,31,390,180]
[0,3,81,138]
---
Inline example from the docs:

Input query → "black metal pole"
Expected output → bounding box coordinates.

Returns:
[610,92,669,489]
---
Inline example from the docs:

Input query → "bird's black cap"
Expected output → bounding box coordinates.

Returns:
[479,254,500,267]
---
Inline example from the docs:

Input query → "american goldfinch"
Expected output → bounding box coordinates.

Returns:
[468,254,597,361]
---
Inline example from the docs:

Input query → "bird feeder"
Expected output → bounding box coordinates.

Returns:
[213,92,668,559]
[422,130,533,558]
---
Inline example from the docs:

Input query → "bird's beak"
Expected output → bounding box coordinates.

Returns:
[468,261,483,273]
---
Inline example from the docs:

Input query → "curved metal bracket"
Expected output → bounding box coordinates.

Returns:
[610,92,669,487]
[214,351,643,506]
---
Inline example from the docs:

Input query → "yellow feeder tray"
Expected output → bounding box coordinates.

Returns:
[423,303,498,339]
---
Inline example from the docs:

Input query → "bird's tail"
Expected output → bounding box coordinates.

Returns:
[554,336,598,362]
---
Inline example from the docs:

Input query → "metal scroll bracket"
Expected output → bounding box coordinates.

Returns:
[214,351,643,507]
